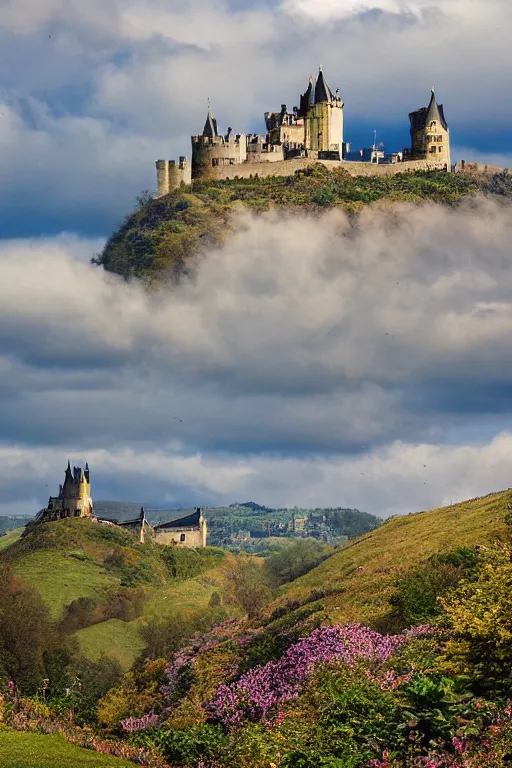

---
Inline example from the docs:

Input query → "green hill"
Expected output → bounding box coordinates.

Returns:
[95,167,486,282]
[271,488,511,628]
[0,519,233,669]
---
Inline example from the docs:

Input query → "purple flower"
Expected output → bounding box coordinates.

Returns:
[207,623,410,726]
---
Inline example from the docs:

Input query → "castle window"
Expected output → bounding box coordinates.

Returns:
[180,533,186,542]
[430,146,437,153]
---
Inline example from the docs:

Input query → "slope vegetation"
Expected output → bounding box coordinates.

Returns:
[0,519,232,669]
[275,488,511,627]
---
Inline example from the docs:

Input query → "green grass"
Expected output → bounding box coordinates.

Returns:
[0,528,23,552]
[278,488,511,626]
[75,619,146,671]
[0,730,134,768]
[11,551,118,621]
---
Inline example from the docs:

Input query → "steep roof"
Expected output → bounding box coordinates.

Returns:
[410,90,448,131]
[202,107,218,139]
[315,69,333,104]
[153,508,201,531]
[299,76,315,117]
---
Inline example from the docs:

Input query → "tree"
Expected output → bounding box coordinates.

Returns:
[0,565,63,693]
[224,556,272,619]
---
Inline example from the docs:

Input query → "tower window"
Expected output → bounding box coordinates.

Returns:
[180,533,186,542]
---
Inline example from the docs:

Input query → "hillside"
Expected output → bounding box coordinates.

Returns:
[94,167,488,282]
[4,489,512,767]
[0,519,235,669]
[271,488,511,628]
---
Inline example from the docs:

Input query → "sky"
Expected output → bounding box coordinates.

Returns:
[1,0,512,518]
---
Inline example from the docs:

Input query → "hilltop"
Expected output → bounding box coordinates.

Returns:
[94,166,502,282]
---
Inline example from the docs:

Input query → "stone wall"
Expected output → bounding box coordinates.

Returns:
[154,528,205,548]
[198,156,450,182]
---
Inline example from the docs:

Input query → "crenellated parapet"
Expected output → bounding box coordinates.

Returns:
[155,157,192,198]
[191,132,248,179]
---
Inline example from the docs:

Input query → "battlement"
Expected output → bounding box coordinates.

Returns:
[155,157,192,197]
[192,134,246,147]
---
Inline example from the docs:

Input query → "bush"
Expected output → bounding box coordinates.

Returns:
[378,548,477,632]
[263,539,331,587]
[133,723,227,764]
[224,557,272,619]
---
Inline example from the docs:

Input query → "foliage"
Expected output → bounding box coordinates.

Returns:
[97,658,167,732]
[223,557,272,619]
[485,170,512,197]
[440,541,512,694]
[131,723,227,763]
[263,539,332,587]
[380,548,477,632]
[159,546,226,581]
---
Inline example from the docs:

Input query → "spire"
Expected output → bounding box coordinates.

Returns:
[315,68,333,104]
[202,104,218,139]
[64,460,73,484]
[425,88,448,130]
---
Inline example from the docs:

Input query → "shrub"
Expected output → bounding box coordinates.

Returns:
[132,723,227,764]
[224,556,272,619]
[263,539,331,587]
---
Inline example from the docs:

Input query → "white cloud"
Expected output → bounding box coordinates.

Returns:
[1,200,512,515]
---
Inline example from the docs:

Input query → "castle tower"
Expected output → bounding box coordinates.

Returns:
[191,105,247,180]
[199,508,208,547]
[409,89,450,169]
[301,69,344,159]
[155,156,192,198]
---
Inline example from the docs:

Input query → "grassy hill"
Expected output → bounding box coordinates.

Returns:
[0,730,134,768]
[271,488,512,628]
[0,519,234,669]
[95,167,487,282]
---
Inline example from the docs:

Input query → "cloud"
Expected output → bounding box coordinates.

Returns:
[2,198,512,515]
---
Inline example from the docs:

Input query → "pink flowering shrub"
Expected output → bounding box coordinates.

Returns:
[207,623,423,726]
[121,712,160,732]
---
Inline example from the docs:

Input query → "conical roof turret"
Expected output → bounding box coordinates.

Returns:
[202,106,218,139]
[315,68,333,104]
[425,89,448,130]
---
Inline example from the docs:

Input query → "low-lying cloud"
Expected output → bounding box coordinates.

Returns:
[2,198,512,516]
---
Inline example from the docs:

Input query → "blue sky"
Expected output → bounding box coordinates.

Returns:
[1,0,512,518]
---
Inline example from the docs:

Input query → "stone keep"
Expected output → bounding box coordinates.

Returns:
[409,89,451,169]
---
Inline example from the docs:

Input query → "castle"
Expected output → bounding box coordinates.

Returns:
[155,69,451,196]
[32,463,208,548]
[40,461,94,521]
